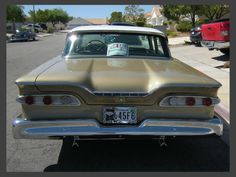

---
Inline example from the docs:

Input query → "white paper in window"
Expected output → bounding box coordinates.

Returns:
[107,43,129,56]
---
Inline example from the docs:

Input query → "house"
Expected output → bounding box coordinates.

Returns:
[85,18,108,25]
[145,6,166,26]
[66,17,108,30]
[66,17,93,30]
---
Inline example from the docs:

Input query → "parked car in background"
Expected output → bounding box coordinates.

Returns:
[201,19,230,55]
[190,25,202,46]
[13,25,223,144]
[24,24,43,33]
[10,29,36,42]
[38,23,48,30]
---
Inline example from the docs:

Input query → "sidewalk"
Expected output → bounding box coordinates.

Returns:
[170,45,230,123]
[168,36,191,45]
[37,33,54,38]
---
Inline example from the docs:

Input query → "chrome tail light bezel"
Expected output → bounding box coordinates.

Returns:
[16,94,81,106]
[159,96,220,107]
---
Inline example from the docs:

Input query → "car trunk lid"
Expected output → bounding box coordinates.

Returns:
[35,58,221,105]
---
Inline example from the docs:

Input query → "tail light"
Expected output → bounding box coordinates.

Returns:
[43,96,52,105]
[160,96,220,107]
[25,96,34,105]
[202,97,212,106]
[185,97,195,106]
[221,30,229,37]
[16,95,81,106]
[220,22,229,37]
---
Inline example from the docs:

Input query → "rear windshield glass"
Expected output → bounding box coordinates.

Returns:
[63,32,170,58]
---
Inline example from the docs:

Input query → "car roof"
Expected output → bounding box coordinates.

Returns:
[70,25,165,36]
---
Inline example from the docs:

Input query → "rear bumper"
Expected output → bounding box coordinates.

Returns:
[12,116,223,139]
[201,41,230,49]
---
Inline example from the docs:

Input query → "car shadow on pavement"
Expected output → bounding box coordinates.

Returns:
[7,38,42,43]
[212,54,229,61]
[44,136,229,172]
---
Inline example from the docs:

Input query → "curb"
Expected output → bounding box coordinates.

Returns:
[214,102,230,124]
[37,34,53,38]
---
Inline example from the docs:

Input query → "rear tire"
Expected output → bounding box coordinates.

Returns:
[220,48,230,55]
[196,42,202,47]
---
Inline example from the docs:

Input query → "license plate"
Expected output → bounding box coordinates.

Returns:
[103,107,137,124]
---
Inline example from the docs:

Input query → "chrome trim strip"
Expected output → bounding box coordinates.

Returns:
[12,116,223,139]
[93,91,148,97]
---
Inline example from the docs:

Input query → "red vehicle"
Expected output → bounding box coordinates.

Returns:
[201,19,230,55]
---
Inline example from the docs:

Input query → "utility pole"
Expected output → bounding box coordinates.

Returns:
[32,5,35,32]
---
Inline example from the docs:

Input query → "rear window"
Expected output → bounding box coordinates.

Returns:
[63,32,170,58]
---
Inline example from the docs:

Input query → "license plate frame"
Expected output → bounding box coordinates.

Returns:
[103,107,137,124]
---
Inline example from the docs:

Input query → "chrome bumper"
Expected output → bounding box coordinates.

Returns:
[201,41,230,49]
[12,116,223,139]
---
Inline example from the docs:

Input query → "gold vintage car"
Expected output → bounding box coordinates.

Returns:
[13,25,223,144]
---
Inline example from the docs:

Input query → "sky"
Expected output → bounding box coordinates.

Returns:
[23,5,155,19]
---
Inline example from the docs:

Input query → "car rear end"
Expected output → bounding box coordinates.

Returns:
[201,19,230,53]
[190,26,202,45]
[12,58,223,140]
[12,26,223,140]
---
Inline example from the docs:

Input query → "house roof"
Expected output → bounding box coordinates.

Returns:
[70,25,164,36]
[145,6,162,18]
[152,6,161,16]
[85,18,107,25]
[145,12,152,18]
[67,17,92,25]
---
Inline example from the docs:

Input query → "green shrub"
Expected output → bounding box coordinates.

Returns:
[165,30,178,37]
[168,20,173,25]
[47,26,54,33]
[163,21,168,26]
[144,24,153,28]
[176,21,192,32]
[136,21,145,27]
[19,26,29,31]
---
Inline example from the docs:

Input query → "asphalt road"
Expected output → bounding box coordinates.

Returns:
[6,34,229,172]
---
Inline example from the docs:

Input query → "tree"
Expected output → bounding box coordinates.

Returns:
[162,5,183,22]
[124,5,145,23]
[48,8,71,26]
[162,5,202,28]
[136,13,146,26]
[180,5,203,28]
[29,9,49,23]
[201,5,229,21]
[109,11,123,23]
[28,8,71,25]
[7,5,25,33]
